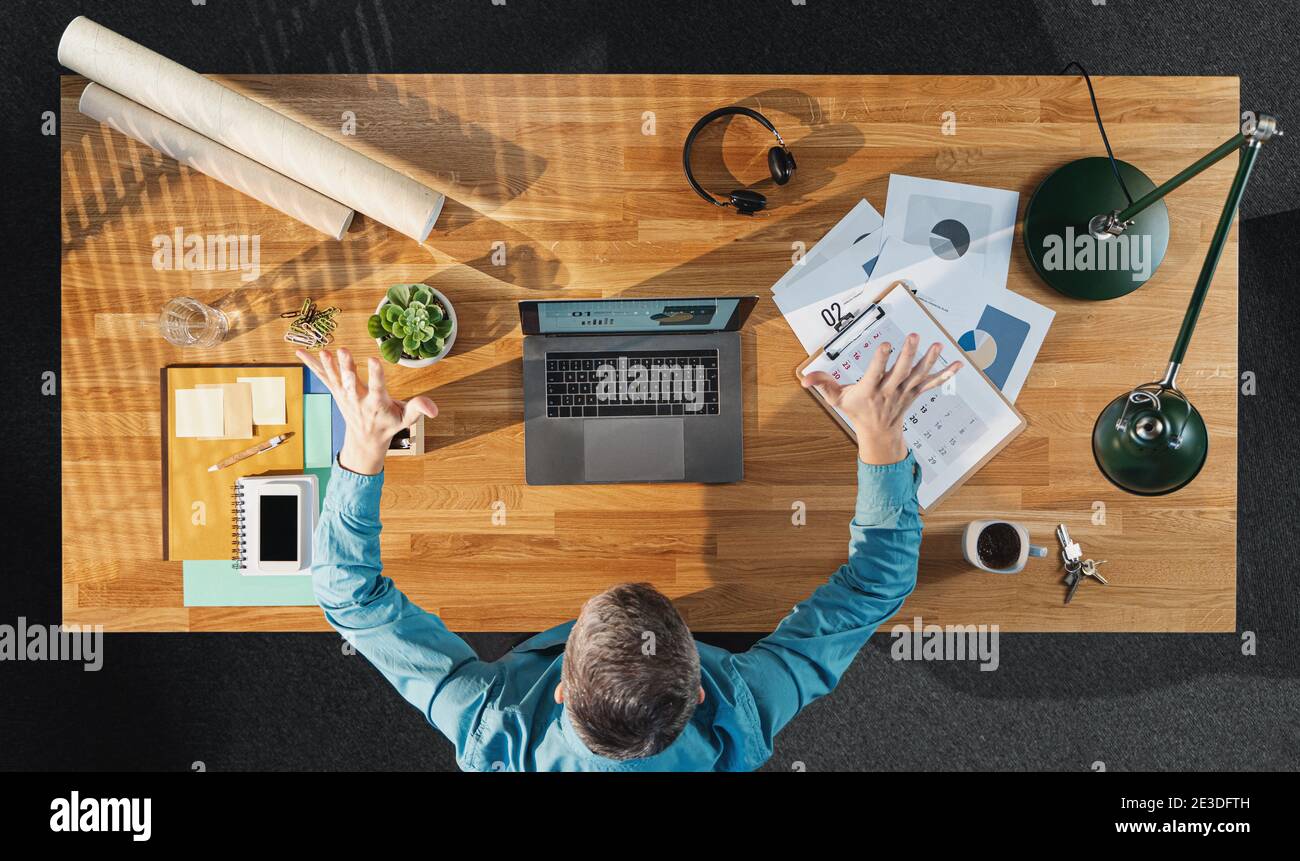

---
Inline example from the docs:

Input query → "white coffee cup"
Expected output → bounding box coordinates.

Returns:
[962,520,1047,574]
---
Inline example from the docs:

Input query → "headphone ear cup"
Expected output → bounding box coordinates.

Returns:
[768,146,796,186]
[729,189,767,215]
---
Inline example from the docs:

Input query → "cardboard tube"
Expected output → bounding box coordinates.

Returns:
[80,83,355,240]
[60,16,444,242]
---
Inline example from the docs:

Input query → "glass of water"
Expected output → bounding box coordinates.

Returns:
[158,297,229,347]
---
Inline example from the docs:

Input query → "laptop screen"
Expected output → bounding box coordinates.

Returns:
[520,296,756,335]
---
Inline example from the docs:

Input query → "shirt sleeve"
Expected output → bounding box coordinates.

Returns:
[730,452,922,751]
[312,461,495,762]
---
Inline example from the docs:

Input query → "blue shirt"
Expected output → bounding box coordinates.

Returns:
[313,453,922,771]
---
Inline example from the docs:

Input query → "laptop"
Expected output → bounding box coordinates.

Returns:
[520,296,758,485]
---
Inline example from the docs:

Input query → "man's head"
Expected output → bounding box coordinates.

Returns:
[558,583,702,761]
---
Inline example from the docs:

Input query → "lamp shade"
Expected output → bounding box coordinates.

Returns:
[1091,387,1208,496]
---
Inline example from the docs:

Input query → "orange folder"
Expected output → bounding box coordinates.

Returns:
[162,365,304,560]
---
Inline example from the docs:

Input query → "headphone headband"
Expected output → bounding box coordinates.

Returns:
[682,106,791,211]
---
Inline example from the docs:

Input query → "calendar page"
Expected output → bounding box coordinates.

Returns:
[801,284,1023,510]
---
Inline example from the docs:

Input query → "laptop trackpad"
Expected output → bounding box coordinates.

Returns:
[583,418,685,482]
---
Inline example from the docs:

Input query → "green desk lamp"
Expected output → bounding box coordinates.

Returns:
[1025,106,1282,494]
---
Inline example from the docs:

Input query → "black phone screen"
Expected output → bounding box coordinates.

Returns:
[259,495,299,562]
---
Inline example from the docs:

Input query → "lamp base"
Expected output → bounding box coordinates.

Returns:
[1091,384,1208,496]
[1024,157,1170,300]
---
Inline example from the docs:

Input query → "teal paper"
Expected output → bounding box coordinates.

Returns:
[304,393,333,468]
[181,444,333,608]
[182,560,314,606]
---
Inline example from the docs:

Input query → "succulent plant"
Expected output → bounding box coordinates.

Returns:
[369,284,453,364]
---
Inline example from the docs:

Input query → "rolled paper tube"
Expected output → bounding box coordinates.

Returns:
[79,83,355,240]
[59,16,445,242]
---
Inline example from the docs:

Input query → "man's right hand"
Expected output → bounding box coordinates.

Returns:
[801,332,961,466]
[296,348,438,475]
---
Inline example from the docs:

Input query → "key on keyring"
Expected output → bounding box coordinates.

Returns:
[1056,524,1083,567]
[1081,559,1108,585]
[1064,568,1082,604]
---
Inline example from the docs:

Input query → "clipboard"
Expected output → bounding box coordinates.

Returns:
[796,281,1025,511]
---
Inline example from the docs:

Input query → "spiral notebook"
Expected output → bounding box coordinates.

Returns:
[233,475,318,575]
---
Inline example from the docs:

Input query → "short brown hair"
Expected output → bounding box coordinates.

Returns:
[562,583,701,761]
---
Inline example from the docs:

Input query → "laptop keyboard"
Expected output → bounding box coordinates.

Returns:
[544,349,719,418]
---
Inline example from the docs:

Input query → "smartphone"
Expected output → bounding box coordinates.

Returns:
[253,483,304,573]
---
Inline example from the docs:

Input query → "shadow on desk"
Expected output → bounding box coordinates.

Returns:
[210,219,561,348]
[686,87,866,208]
[223,73,553,220]
[459,241,568,292]
[415,356,523,456]
[206,222,416,341]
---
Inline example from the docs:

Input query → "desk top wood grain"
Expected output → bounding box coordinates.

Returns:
[60,74,1238,632]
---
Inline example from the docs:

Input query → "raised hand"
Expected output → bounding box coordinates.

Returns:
[296,348,438,475]
[801,333,961,465]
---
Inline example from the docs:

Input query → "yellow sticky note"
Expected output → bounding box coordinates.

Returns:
[237,376,287,425]
[175,388,225,438]
[197,383,254,439]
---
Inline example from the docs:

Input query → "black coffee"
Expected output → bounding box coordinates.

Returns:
[977,522,1021,569]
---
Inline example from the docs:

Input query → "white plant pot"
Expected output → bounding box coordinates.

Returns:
[373,287,457,369]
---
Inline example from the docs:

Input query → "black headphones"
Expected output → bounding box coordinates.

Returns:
[682,106,796,216]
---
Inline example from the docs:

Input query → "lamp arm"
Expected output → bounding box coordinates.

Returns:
[1116,133,1246,224]
[1090,115,1281,243]
[1164,142,1260,377]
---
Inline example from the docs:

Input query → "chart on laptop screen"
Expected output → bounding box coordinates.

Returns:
[537,298,739,333]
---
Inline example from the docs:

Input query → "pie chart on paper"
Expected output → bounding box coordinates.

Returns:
[929,218,971,260]
[958,328,998,370]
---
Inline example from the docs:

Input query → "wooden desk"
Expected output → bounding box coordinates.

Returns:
[60,74,1238,633]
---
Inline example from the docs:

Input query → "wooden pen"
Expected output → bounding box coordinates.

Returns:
[207,432,294,472]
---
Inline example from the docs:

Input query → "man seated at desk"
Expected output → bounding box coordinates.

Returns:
[299,336,959,771]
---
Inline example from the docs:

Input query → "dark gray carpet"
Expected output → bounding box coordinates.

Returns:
[1,0,1297,771]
